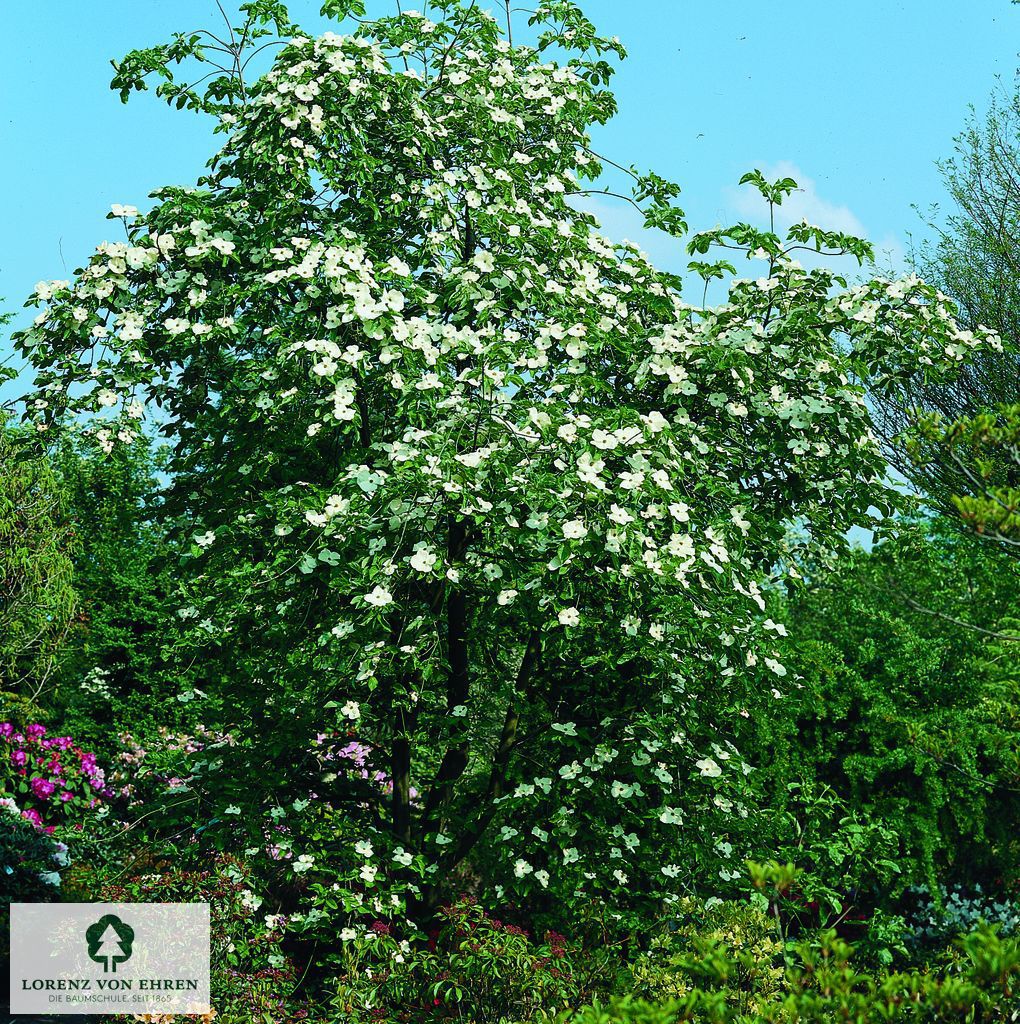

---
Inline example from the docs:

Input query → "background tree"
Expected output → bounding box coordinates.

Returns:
[0,419,78,697]
[905,401,1020,554]
[758,522,1020,900]
[46,435,197,754]
[876,85,1020,516]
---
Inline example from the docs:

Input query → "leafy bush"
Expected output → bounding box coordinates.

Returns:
[109,724,238,809]
[81,855,299,1022]
[0,720,112,830]
[0,689,48,730]
[325,897,617,1023]
[760,523,1020,894]
[906,883,1020,948]
[627,899,784,1015]
[0,798,67,905]
[0,423,78,694]
[565,923,1020,1023]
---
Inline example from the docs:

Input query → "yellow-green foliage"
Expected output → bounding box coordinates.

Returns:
[916,404,1020,541]
[628,899,784,1015]
[0,689,48,728]
[0,424,78,693]
[566,918,1020,1023]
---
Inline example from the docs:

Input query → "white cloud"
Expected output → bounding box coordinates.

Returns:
[725,160,905,273]
[568,163,907,289]
[728,160,867,237]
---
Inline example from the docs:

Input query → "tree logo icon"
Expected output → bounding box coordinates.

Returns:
[85,914,135,973]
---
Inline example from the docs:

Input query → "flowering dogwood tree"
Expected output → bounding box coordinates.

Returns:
[14,0,999,928]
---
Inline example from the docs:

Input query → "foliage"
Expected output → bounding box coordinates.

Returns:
[0,421,78,694]
[906,883,1020,950]
[326,896,616,1022]
[913,86,1020,356]
[626,898,784,1014]
[0,688,48,729]
[46,434,194,754]
[0,797,67,907]
[0,720,113,831]
[564,921,1020,1023]
[909,403,1020,550]
[756,523,1020,895]
[80,855,298,1021]
[109,723,238,810]
[875,83,1020,514]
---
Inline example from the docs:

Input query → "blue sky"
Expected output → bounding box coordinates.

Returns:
[2,0,1018,380]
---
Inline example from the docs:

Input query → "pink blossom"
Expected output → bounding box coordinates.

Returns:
[30,777,57,800]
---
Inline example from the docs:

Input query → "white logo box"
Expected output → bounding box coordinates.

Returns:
[10,902,210,1015]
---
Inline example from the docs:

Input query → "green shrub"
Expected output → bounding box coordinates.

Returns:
[72,854,298,1022]
[765,525,1020,896]
[627,899,784,1015]
[0,802,67,940]
[326,897,618,1023]
[564,921,1020,1023]
[0,690,48,729]
[0,423,78,694]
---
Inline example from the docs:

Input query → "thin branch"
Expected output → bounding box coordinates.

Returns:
[423,0,478,94]
[894,589,1020,642]
[566,188,648,219]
